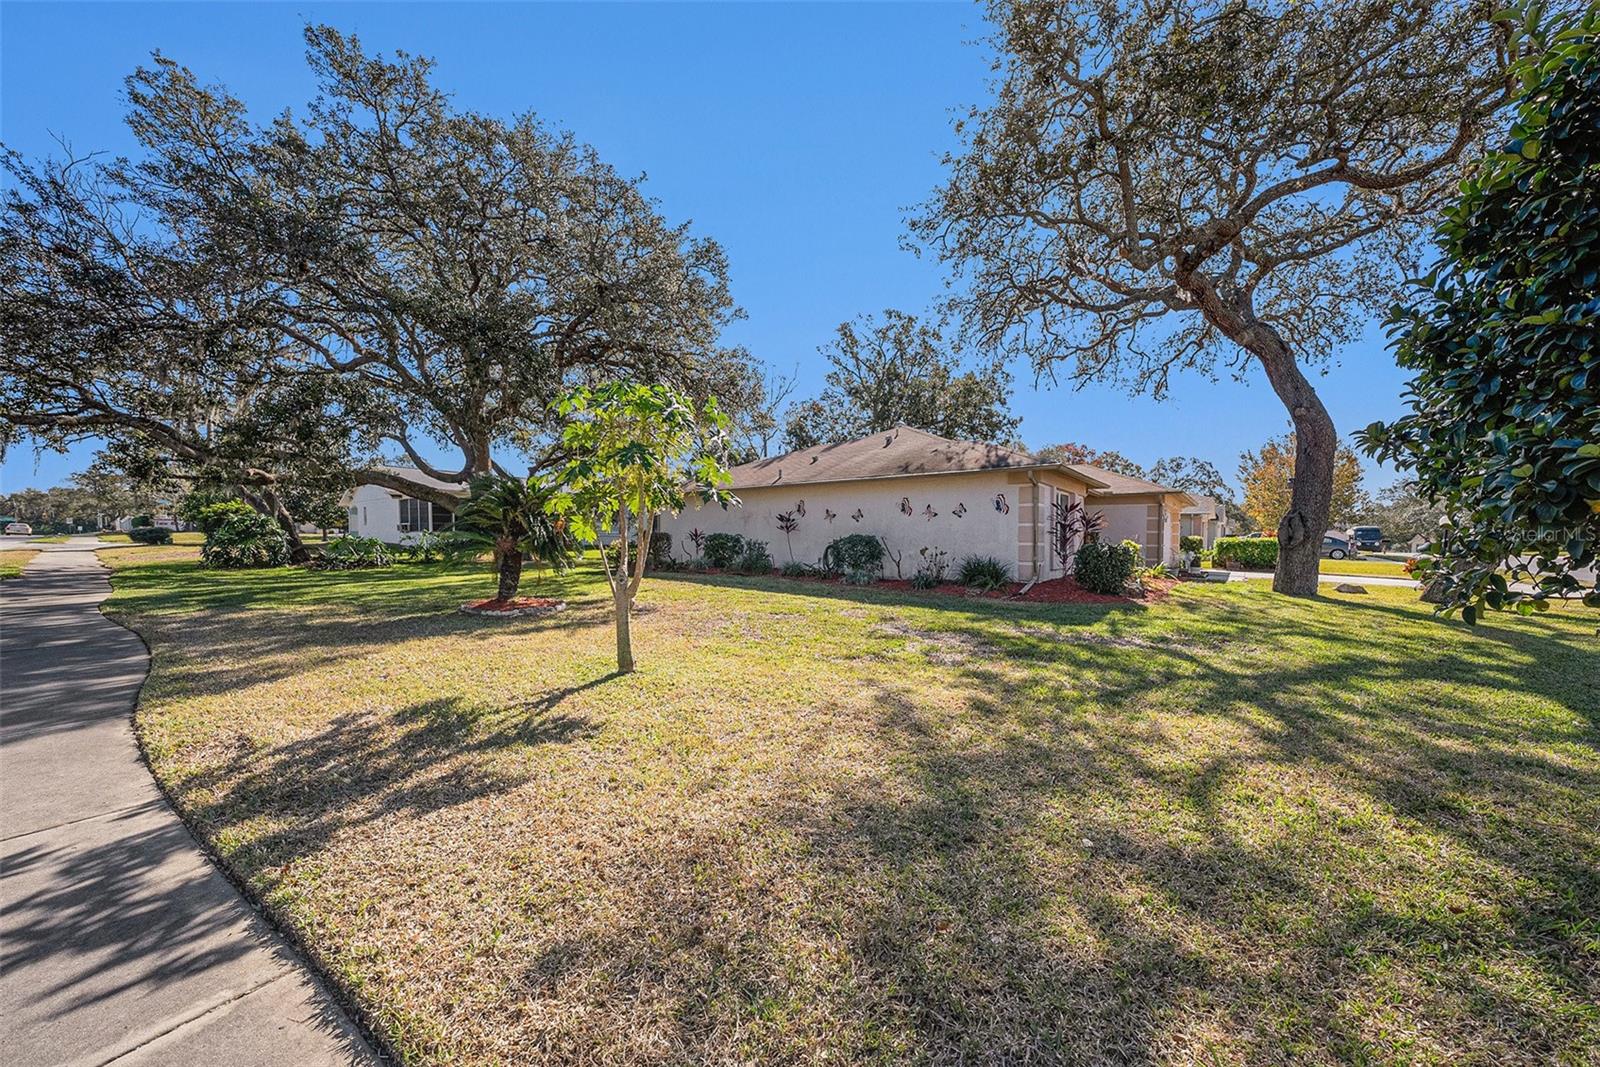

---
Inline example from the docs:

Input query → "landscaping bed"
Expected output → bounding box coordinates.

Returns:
[459,595,567,617]
[98,549,1600,1065]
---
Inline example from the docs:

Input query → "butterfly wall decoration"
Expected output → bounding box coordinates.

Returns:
[795,500,806,517]
[952,502,967,518]
[923,505,937,520]
[824,508,837,523]
[851,508,864,522]
[899,497,913,516]
[994,493,1009,514]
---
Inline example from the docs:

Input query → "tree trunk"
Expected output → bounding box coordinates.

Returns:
[496,550,523,602]
[614,583,634,673]
[1254,346,1336,597]
[613,500,635,672]
[241,485,311,565]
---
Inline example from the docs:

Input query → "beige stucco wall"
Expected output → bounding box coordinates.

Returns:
[1087,493,1185,566]
[657,470,1098,579]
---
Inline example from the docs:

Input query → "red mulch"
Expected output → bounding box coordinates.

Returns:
[462,595,563,613]
[685,567,1171,604]
[872,575,1166,604]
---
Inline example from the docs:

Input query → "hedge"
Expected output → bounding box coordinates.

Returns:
[1212,536,1278,570]
[127,526,174,545]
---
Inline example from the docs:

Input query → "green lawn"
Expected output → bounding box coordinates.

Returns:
[1319,558,1411,578]
[0,549,39,579]
[101,547,1599,1066]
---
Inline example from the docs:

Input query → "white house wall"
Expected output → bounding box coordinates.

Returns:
[347,485,403,542]
[658,471,1026,578]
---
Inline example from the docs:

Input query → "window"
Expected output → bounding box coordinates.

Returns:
[1050,489,1081,568]
[398,497,430,533]
[398,498,456,533]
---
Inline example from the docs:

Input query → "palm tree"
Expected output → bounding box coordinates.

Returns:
[452,475,577,602]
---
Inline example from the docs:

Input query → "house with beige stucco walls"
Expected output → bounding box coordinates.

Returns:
[656,426,1191,581]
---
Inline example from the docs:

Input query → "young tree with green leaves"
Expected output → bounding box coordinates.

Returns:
[452,474,577,603]
[553,383,735,673]
[915,0,1518,595]
[1361,4,1600,617]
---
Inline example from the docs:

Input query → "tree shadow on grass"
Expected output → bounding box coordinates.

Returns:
[654,570,1146,628]
[173,685,610,877]
[767,632,1600,1063]
[122,596,615,704]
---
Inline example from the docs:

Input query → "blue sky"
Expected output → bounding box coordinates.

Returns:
[1,1,1408,496]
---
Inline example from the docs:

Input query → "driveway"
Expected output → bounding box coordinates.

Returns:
[1,537,380,1065]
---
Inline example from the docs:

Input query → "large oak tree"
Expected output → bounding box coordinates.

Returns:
[783,309,1019,449]
[914,0,1516,594]
[3,27,752,521]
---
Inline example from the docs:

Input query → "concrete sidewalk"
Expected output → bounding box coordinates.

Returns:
[1,538,380,1066]
[1219,569,1422,589]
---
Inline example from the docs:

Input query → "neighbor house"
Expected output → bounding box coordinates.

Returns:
[1179,494,1230,548]
[343,465,469,543]
[655,426,1192,580]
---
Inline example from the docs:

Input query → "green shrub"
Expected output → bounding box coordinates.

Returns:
[201,512,289,568]
[823,534,885,576]
[1179,534,1204,555]
[703,532,745,569]
[127,525,173,545]
[403,529,478,565]
[911,546,950,589]
[735,539,774,574]
[956,553,1010,590]
[193,500,257,535]
[781,560,820,578]
[1213,536,1278,570]
[131,514,153,528]
[842,567,877,586]
[312,535,393,570]
[1074,539,1140,594]
[648,531,675,568]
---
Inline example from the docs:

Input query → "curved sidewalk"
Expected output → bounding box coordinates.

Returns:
[1,538,380,1066]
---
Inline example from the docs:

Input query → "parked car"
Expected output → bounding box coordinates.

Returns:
[3,522,33,536]
[1346,526,1386,551]
[1321,535,1356,560]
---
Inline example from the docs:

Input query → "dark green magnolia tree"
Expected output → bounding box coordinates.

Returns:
[1361,4,1600,618]
[452,474,577,603]
[783,309,1019,449]
[553,382,734,673]
[915,0,1517,595]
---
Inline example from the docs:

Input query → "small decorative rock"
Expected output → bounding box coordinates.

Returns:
[1334,583,1368,594]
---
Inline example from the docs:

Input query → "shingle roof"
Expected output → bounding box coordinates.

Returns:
[725,426,1156,493]
[368,464,470,494]
[1068,465,1184,497]
[1179,493,1225,516]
